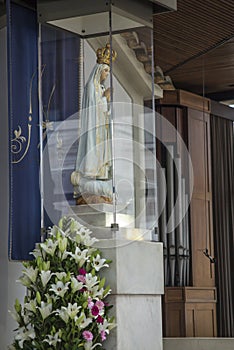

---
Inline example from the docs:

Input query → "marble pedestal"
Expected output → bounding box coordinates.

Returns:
[69,203,152,241]
[95,239,164,350]
[69,203,133,228]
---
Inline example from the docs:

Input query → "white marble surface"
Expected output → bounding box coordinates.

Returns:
[91,227,152,241]
[105,295,163,350]
[95,240,164,295]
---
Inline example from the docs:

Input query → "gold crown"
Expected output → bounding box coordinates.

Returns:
[96,43,117,65]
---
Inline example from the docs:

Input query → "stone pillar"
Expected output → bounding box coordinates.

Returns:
[95,239,164,350]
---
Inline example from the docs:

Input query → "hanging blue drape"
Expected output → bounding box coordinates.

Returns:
[7,2,80,260]
[40,25,80,220]
[7,1,40,260]
[41,25,80,122]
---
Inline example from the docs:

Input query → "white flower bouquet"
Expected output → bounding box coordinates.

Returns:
[9,216,115,350]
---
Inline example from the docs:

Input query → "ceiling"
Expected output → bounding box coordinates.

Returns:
[2,0,234,102]
[153,0,234,101]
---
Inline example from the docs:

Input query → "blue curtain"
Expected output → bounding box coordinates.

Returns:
[7,2,80,260]
[40,25,80,221]
[7,1,40,260]
[41,25,80,122]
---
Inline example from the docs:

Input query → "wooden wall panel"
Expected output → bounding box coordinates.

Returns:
[164,287,217,337]
[188,108,215,287]
[186,309,195,336]
[157,90,216,337]
[195,307,216,337]
[190,197,214,286]
[164,305,185,337]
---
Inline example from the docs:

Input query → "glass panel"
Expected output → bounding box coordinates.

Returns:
[39,8,158,240]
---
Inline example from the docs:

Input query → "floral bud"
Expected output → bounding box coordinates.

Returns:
[36,291,41,305]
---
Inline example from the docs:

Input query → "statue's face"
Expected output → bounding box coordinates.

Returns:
[100,67,110,82]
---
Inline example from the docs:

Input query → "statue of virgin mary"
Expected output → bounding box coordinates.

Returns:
[71,44,117,204]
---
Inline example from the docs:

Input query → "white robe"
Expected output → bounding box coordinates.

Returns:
[71,64,112,199]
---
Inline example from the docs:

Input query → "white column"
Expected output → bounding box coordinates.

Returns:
[95,239,164,350]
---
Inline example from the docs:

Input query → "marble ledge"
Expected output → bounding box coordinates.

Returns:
[95,239,164,295]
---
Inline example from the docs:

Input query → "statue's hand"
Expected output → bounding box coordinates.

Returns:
[103,87,111,102]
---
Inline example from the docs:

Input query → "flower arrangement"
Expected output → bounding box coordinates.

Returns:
[9,216,115,350]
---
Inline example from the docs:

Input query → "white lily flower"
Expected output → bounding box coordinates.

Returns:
[24,299,37,314]
[84,236,98,247]
[55,272,67,280]
[22,267,39,283]
[71,277,83,293]
[69,246,89,266]
[75,227,92,243]
[75,227,98,246]
[29,247,42,259]
[40,270,53,287]
[49,281,70,297]
[23,314,30,324]
[43,332,61,346]
[91,286,105,299]
[65,302,81,319]
[40,239,58,256]
[78,312,92,329]
[84,273,99,290]
[91,254,109,271]
[98,318,116,334]
[15,327,35,348]
[16,275,31,287]
[37,301,53,320]
[58,250,69,261]
[8,309,21,323]
[68,218,83,232]
[84,342,102,350]
[48,225,59,237]
[46,293,59,303]
[56,308,69,323]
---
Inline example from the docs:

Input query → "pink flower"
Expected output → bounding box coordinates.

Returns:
[83,330,93,341]
[79,268,86,275]
[77,274,86,283]
[95,300,104,311]
[96,315,104,324]
[91,305,99,316]
[101,330,106,341]
[88,297,94,310]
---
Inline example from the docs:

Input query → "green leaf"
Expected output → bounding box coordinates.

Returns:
[14,299,21,313]
[103,285,111,297]
[22,261,30,268]
[76,314,85,325]
[109,316,115,323]
[99,277,106,289]
[82,301,88,308]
